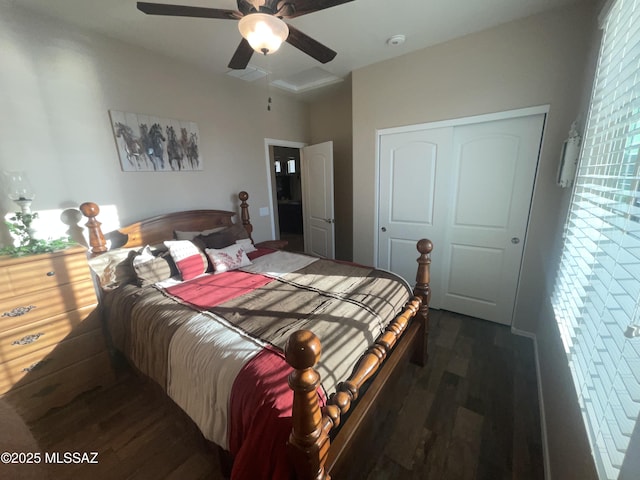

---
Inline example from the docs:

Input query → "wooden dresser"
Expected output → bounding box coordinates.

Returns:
[0,246,114,421]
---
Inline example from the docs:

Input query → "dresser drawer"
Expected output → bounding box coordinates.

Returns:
[0,328,108,394]
[0,281,97,334]
[2,351,115,421]
[0,305,100,363]
[0,247,93,300]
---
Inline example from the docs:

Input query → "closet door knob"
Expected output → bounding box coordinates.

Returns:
[381,227,387,232]
[511,237,520,244]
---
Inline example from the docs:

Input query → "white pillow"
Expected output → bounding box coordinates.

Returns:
[235,238,257,253]
[206,244,252,273]
[132,245,154,263]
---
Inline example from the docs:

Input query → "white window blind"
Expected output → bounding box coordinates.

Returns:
[552,0,640,478]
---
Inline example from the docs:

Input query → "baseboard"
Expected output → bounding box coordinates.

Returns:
[511,327,551,480]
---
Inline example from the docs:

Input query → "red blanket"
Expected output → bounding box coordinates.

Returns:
[229,347,326,480]
[166,270,273,308]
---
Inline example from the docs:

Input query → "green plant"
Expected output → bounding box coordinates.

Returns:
[0,211,76,257]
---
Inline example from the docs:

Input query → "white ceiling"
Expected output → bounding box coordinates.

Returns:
[15,0,582,95]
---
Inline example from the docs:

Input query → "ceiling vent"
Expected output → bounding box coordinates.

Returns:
[226,65,268,82]
[271,67,342,94]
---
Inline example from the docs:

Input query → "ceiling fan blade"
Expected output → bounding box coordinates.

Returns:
[281,0,354,18]
[262,0,281,12]
[228,38,254,70]
[286,24,336,64]
[137,2,239,20]
[237,0,256,15]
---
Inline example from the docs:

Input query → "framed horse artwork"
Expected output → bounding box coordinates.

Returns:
[109,110,202,172]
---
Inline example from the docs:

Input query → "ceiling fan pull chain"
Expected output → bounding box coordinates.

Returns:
[265,55,273,112]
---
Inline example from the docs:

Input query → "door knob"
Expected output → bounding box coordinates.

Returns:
[381,227,387,232]
[511,237,520,244]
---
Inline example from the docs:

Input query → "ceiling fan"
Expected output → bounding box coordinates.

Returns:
[136,1,354,70]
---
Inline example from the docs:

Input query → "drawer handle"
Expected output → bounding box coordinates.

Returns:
[46,271,56,277]
[12,333,45,346]
[2,305,37,317]
[22,359,50,372]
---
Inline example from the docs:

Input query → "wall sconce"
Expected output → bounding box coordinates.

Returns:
[3,171,35,214]
[557,121,582,188]
[625,324,640,338]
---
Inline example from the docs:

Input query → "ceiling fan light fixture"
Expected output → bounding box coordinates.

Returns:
[238,13,289,55]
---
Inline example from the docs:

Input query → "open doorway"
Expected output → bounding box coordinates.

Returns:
[265,139,306,253]
[273,146,304,252]
[265,138,336,258]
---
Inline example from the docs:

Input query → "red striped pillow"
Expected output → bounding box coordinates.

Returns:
[164,240,207,281]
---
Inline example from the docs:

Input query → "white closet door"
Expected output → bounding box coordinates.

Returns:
[377,113,544,325]
[378,128,453,308]
[440,114,545,324]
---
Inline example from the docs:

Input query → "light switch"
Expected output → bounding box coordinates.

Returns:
[259,206,270,217]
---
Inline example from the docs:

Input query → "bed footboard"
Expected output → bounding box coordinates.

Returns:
[285,239,432,480]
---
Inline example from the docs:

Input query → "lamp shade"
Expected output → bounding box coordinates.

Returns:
[238,13,289,55]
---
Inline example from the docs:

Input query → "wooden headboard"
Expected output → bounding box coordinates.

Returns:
[79,191,254,254]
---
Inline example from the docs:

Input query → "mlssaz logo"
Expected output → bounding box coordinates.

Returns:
[45,452,99,464]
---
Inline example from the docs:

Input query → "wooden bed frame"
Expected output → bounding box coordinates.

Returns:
[79,191,432,480]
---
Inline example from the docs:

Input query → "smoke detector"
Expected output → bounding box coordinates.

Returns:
[387,34,406,46]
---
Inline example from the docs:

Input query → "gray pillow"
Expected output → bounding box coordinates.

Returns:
[193,224,250,250]
[132,249,179,286]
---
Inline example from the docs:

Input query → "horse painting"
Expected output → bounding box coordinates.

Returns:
[114,122,152,170]
[110,110,202,172]
[166,125,185,170]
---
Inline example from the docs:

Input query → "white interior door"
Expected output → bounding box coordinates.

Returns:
[301,141,335,259]
[440,114,545,324]
[377,128,453,308]
[377,112,545,325]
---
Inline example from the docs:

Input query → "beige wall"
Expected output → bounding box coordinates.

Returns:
[0,3,310,244]
[536,302,599,479]
[535,2,602,478]
[309,80,353,261]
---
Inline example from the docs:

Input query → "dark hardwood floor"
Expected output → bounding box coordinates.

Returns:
[28,310,543,480]
[366,310,544,480]
[280,232,305,253]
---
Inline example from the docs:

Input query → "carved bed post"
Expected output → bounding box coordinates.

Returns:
[286,330,330,480]
[412,238,433,367]
[238,191,254,242]
[79,202,107,256]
